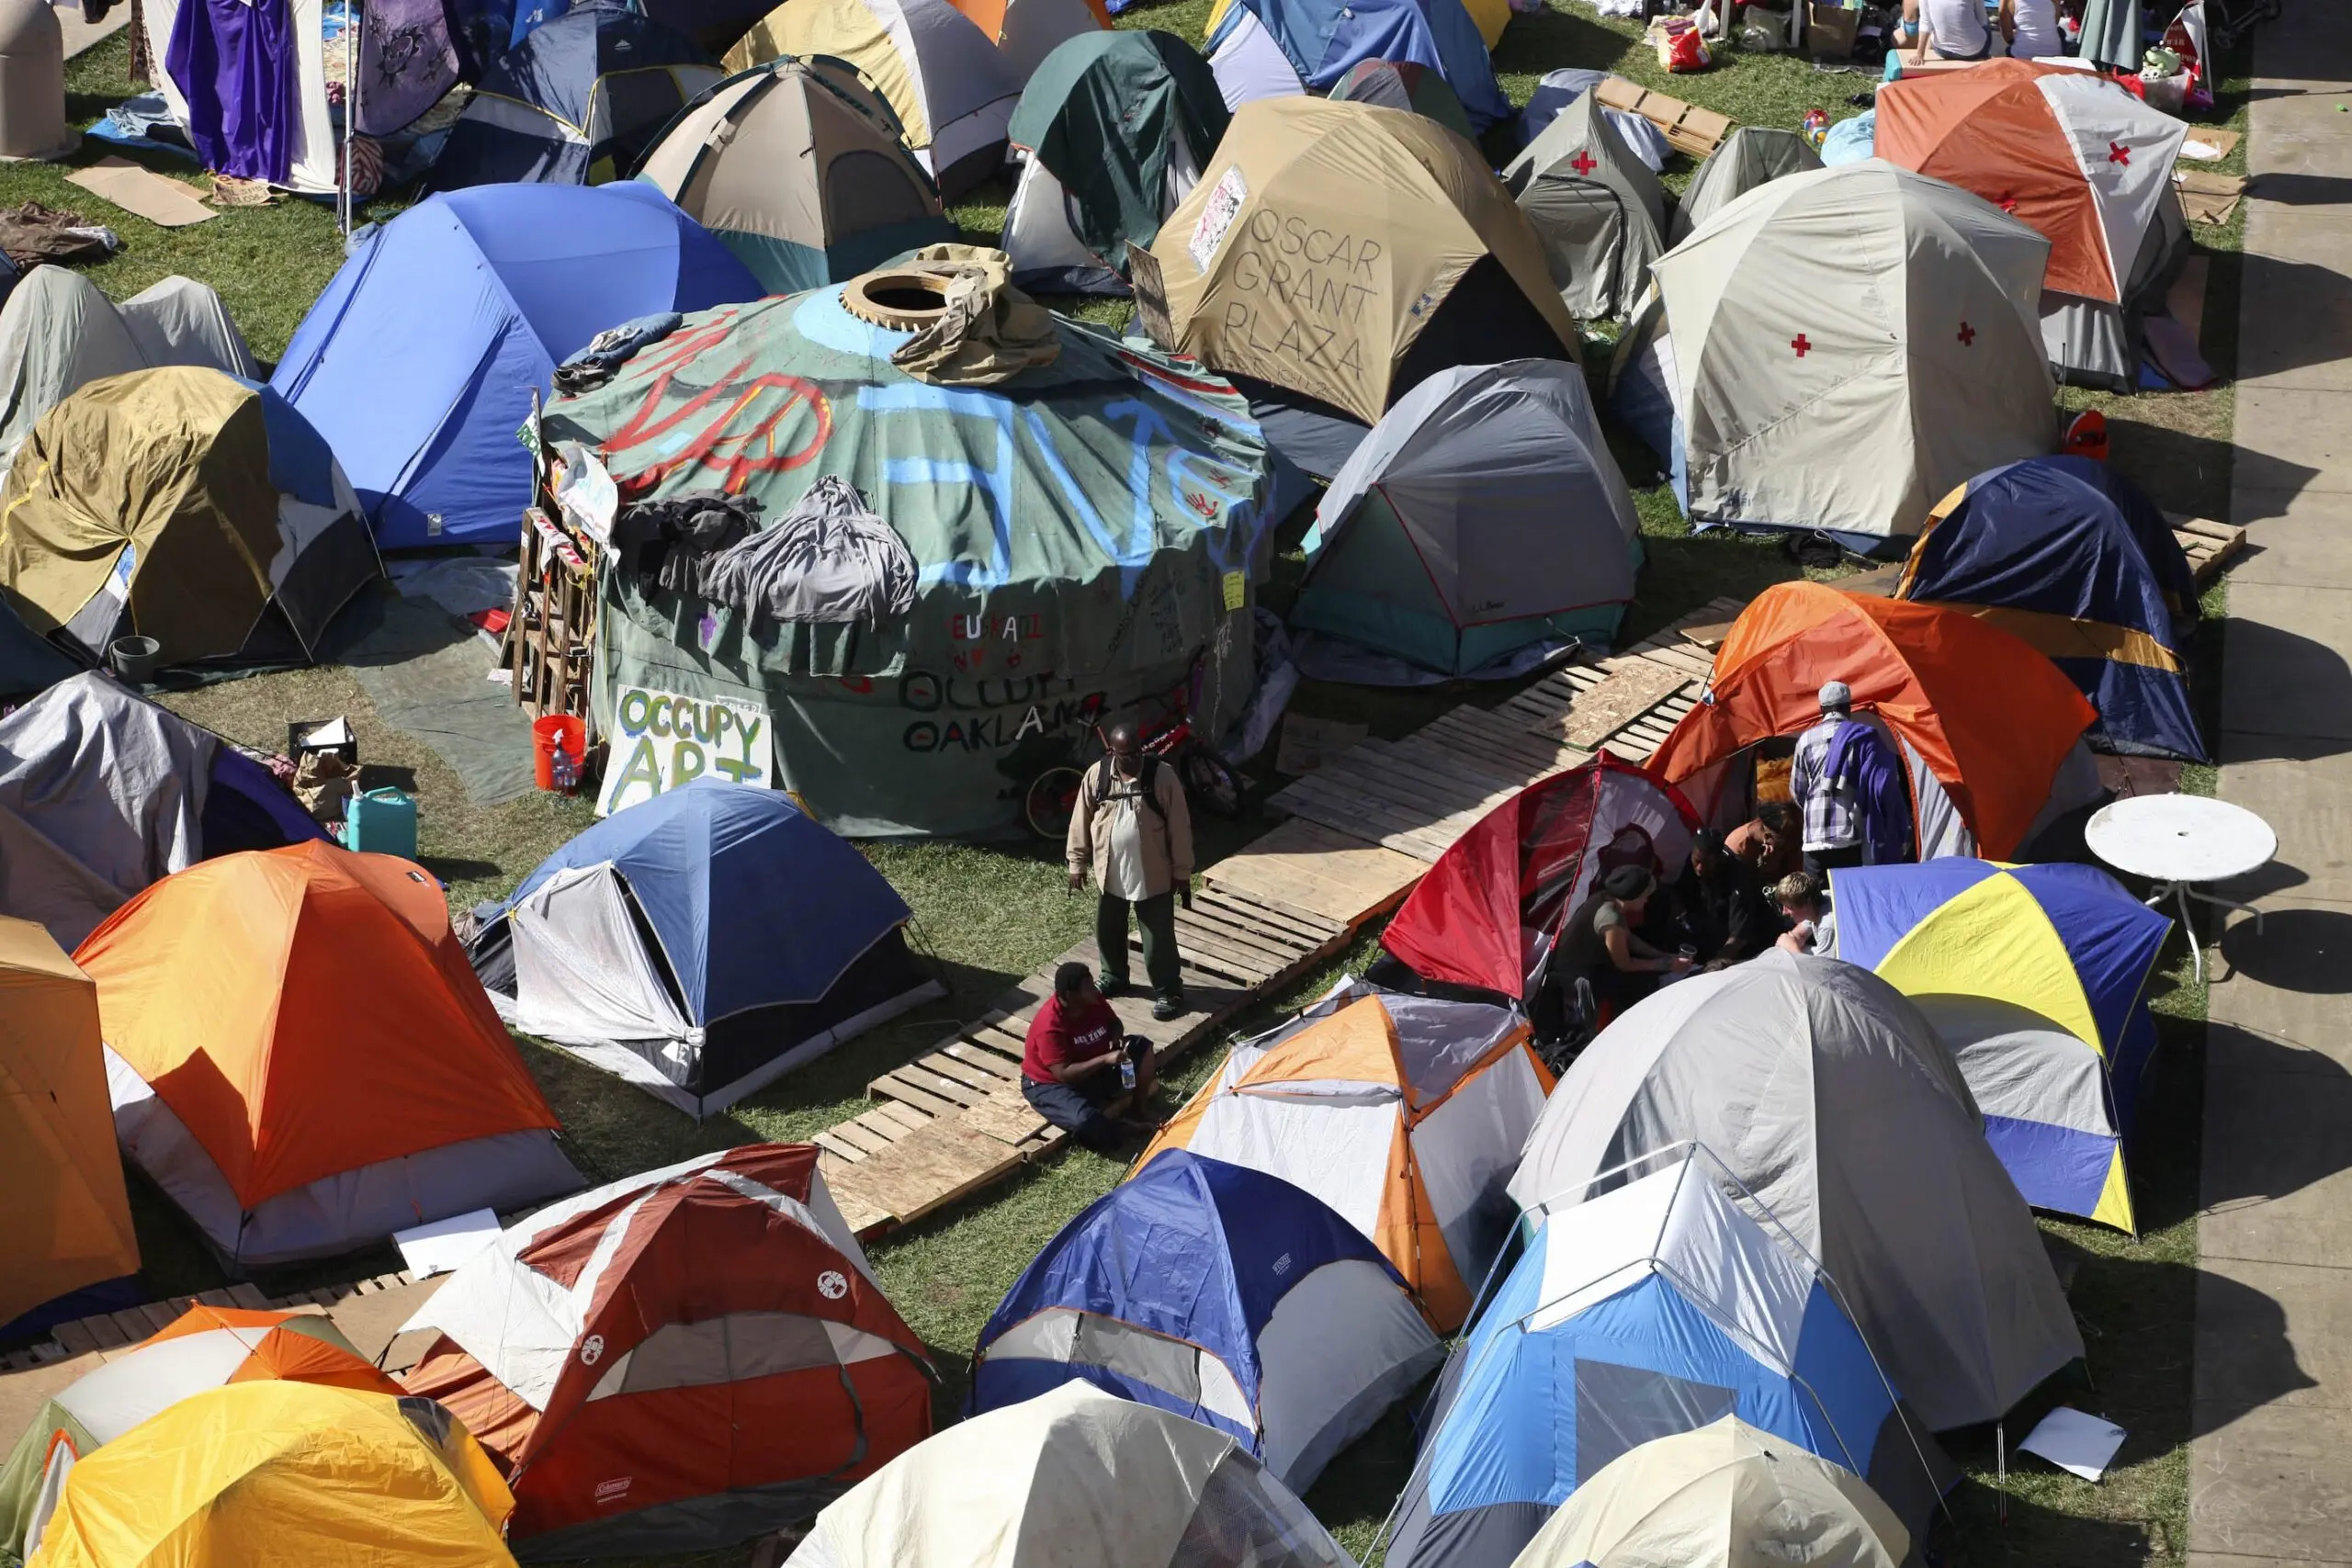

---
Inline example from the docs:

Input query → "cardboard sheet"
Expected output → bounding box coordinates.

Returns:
[394,1208,503,1278]
[2178,128,2241,162]
[2018,1406,2128,1482]
[65,157,215,228]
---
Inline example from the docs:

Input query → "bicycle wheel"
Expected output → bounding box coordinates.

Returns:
[1181,747,1245,818]
[1024,766,1086,840]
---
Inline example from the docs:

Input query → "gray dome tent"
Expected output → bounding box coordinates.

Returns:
[1508,952,2084,1432]
[1293,359,1642,678]
[1503,91,1666,321]
[1668,125,1823,245]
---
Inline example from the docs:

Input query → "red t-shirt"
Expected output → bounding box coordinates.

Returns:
[1023,994,1121,1083]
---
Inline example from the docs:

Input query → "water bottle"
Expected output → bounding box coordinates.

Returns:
[1120,1054,1138,1091]
[550,738,580,793]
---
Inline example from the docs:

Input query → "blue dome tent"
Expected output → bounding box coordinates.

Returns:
[270,183,762,549]
[1204,0,1507,132]
[469,779,942,1116]
[1835,858,2173,1232]
[972,1151,1443,1494]
[1897,456,2206,761]
[1383,1149,1950,1568]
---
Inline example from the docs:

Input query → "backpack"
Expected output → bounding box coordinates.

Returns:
[1088,755,1168,822]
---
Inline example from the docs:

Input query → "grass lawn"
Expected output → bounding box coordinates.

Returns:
[3,9,2259,1567]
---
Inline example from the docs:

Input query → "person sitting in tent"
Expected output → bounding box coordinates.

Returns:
[1066,721,1194,1020]
[1551,865,1690,1033]
[1726,800,1801,885]
[1023,963,1158,1155]
[1774,871,1839,958]
[1670,829,1776,967]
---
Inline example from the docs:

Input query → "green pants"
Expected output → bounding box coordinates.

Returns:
[1098,891,1182,999]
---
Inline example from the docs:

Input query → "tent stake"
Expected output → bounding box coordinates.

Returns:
[1997,1418,2007,1525]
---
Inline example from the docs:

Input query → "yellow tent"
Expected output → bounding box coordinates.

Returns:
[29,1382,517,1568]
[0,917,135,1334]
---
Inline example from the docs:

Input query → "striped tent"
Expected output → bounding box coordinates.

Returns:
[1835,859,2173,1232]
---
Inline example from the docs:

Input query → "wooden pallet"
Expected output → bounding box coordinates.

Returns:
[2,1273,426,1373]
[810,885,1351,1236]
[2168,514,2247,588]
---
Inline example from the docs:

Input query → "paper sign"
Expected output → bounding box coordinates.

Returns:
[597,682,772,817]
[1221,570,1247,613]
[66,157,215,228]
[2018,1406,2127,1482]
[393,1208,503,1278]
[1189,166,1246,272]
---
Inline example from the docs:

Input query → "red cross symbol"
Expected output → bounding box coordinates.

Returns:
[1792,333,1812,357]
[1570,150,1598,175]
[1958,321,1976,346]
[2109,141,2131,166]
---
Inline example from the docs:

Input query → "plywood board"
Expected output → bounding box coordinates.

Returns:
[963,1093,1051,1147]
[1204,816,1423,927]
[1275,713,1370,775]
[1551,661,1691,748]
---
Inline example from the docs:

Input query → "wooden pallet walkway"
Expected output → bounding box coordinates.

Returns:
[0,1272,433,1374]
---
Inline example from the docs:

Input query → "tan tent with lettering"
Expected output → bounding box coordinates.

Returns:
[1132,96,1576,431]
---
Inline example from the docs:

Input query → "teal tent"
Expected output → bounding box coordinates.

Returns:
[547,260,1283,837]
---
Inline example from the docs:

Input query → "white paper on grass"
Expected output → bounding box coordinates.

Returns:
[2018,1406,2127,1481]
[395,1208,503,1278]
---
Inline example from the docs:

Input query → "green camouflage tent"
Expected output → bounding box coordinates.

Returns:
[547,261,1282,838]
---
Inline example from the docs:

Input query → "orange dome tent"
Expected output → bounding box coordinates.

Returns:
[0,918,136,1338]
[74,842,582,1269]
[1647,581,2099,863]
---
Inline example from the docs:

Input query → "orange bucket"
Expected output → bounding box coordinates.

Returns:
[533,715,587,793]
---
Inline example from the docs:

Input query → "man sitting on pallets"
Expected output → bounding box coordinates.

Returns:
[1022,963,1159,1155]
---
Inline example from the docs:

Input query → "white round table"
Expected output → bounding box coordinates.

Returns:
[2085,794,2276,985]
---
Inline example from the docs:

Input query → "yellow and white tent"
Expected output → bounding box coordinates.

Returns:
[723,0,1019,197]
[28,1382,515,1568]
[1136,982,1551,1332]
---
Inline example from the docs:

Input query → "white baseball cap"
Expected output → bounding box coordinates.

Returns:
[1818,681,1852,710]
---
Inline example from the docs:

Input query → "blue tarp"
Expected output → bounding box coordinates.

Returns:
[503,777,911,1022]
[1904,456,2205,761]
[971,1152,1406,1443]
[270,183,761,549]
[1209,0,1508,130]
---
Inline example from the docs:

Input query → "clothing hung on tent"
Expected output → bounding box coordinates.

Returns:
[165,0,298,182]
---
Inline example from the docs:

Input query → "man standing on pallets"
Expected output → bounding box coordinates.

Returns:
[1068,723,1193,1021]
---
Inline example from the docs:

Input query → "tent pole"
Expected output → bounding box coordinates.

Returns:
[340,0,357,242]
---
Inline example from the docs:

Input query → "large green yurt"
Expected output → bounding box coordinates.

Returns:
[547,248,1284,838]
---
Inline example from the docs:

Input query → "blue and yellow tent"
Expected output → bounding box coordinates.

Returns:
[1837,859,2172,1233]
[1898,456,2206,761]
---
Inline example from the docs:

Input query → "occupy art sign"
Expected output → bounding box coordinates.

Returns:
[596,683,772,817]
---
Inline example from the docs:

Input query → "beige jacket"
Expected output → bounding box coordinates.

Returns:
[1066,757,1193,897]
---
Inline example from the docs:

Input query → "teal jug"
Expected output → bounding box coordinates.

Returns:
[343,787,418,860]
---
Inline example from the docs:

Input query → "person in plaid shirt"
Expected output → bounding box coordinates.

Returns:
[1789,682,1867,874]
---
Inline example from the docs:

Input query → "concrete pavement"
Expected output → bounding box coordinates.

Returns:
[2191,8,2352,1563]
[57,0,130,59]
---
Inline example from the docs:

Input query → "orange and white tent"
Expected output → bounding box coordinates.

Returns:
[398,1143,935,1560]
[1877,61,2189,386]
[74,842,582,1269]
[1136,983,1551,1332]
[0,1306,401,1561]
[0,918,135,1338]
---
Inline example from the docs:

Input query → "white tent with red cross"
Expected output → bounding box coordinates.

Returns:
[1623,159,2058,544]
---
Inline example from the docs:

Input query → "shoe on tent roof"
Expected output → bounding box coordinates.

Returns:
[0,1305,401,1561]
[1667,124,1821,244]
[76,841,584,1269]
[469,778,943,1118]
[432,0,720,188]
[636,56,956,295]
[27,1382,515,1568]
[972,1149,1443,1494]
[1386,1148,1949,1568]
[1136,978,1552,1331]
[1509,953,2086,1432]
[269,183,761,548]
[1897,454,2206,761]
[0,367,379,672]
[1293,359,1643,677]
[399,1143,934,1559]
[1135,97,1574,468]
[1001,29,1227,295]
[1838,857,2174,1233]
[1646,581,2101,863]
[0,917,135,1347]
[722,0,1020,199]
[784,1382,1354,1568]
[1877,59,2190,391]
[1509,1415,1913,1568]
[1504,91,1667,321]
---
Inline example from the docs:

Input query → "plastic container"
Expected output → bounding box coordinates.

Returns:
[107,636,161,684]
[534,714,588,793]
[342,787,417,859]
